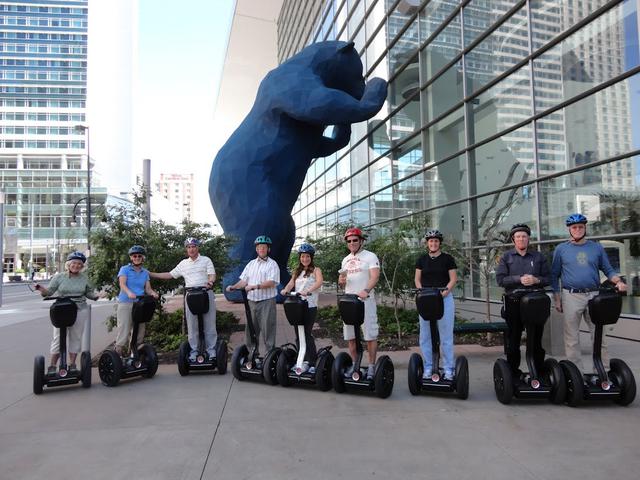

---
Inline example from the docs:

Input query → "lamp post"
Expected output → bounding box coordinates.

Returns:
[74,124,91,255]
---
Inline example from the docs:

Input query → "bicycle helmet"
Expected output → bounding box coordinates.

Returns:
[297,243,316,256]
[254,235,272,245]
[128,245,146,256]
[67,251,86,263]
[344,227,364,240]
[424,229,443,241]
[565,213,587,226]
[184,237,201,247]
[509,223,531,239]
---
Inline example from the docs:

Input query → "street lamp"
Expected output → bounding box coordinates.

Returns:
[74,124,91,255]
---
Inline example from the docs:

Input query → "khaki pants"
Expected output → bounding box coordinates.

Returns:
[116,302,146,350]
[246,298,277,354]
[562,290,609,371]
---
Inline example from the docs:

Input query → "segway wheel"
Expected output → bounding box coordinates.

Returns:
[407,353,423,396]
[276,347,295,387]
[178,340,190,377]
[33,355,45,395]
[493,358,513,404]
[231,345,249,380]
[374,355,394,399]
[140,344,158,379]
[263,348,281,385]
[544,358,566,404]
[315,351,334,392]
[455,356,469,400]
[610,358,636,406]
[216,340,228,375]
[98,350,123,387]
[560,360,584,407]
[80,351,92,388]
[332,352,352,394]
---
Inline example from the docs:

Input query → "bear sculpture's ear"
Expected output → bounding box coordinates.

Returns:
[338,41,355,53]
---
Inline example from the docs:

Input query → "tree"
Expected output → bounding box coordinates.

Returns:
[89,190,234,298]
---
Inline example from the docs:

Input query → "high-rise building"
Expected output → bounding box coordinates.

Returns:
[0,0,106,276]
[157,173,194,223]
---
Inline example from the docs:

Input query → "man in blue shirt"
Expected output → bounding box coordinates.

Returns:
[496,224,550,379]
[551,214,627,371]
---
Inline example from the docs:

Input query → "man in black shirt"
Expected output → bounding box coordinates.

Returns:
[495,224,550,378]
[414,229,457,379]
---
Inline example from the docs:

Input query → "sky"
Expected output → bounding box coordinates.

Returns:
[135,0,235,224]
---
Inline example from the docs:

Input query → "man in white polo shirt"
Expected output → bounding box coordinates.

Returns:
[226,235,280,356]
[339,227,380,380]
[150,237,217,360]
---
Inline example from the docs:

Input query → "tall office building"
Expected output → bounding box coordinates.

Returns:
[157,173,195,223]
[0,0,106,276]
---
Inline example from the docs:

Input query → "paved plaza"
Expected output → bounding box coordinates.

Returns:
[1,284,639,480]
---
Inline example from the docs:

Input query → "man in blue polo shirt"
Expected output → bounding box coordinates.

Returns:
[115,245,159,356]
[551,213,627,370]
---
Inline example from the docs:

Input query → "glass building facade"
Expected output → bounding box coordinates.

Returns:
[0,0,106,275]
[277,0,640,315]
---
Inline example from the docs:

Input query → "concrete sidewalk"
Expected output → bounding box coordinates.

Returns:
[1,294,639,479]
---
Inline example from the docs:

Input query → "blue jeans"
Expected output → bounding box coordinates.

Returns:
[419,294,455,377]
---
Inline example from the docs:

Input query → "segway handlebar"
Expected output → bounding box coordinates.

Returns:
[43,295,85,301]
[409,287,447,294]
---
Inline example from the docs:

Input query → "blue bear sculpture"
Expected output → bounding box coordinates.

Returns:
[209,41,388,298]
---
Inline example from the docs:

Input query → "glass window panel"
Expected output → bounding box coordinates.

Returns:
[369,154,392,191]
[352,197,370,225]
[350,136,369,173]
[470,64,532,144]
[395,172,424,216]
[538,158,640,240]
[338,205,352,223]
[371,185,393,224]
[465,6,529,95]
[388,18,419,77]
[419,14,462,82]
[351,167,370,200]
[535,73,640,175]
[365,12,388,72]
[389,54,419,111]
[533,1,640,113]
[389,95,421,143]
[421,60,463,124]
[472,124,534,197]
[424,106,465,162]
[463,0,518,48]
[530,0,614,51]
[392,134,422,181]
[337,159,351,208]
[325,187,338,215]
[424,153,468,207]
[419,0,460,43]
[325,159,338,191]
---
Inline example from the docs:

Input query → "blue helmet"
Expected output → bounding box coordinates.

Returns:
[184,237,201,247]
[128,245,146,256]
[297,243,315,256]
[254,235,272,245]
[565,213,587,226]
[67,251,86,263]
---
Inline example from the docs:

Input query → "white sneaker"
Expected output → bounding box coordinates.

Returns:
[188,351,197,362]
[308,366,316,374]
[422,371,432,380]
[344,365,355,378]
[366,364,375,380]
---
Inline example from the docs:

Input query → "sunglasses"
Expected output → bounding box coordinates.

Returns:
[346,239,360,244]
[130,254,143,258]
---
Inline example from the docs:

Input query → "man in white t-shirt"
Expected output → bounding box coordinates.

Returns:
[150,237,217,360]
[339,227,380,380]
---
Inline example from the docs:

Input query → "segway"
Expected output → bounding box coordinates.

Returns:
[407,288,469,399]
[230,288,281,384]
[331,294,394,398]
[275,293,333,390]
[177,287,228,376]
[560,286,636,407]
[492,288,566,404]
[98,295,159,387]
[33,296,92,394]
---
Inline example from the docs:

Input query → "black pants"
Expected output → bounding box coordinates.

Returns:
[294,306,317,364]
[502,295,545,375]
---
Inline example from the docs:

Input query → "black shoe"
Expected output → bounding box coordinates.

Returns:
[68,363,79,375]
